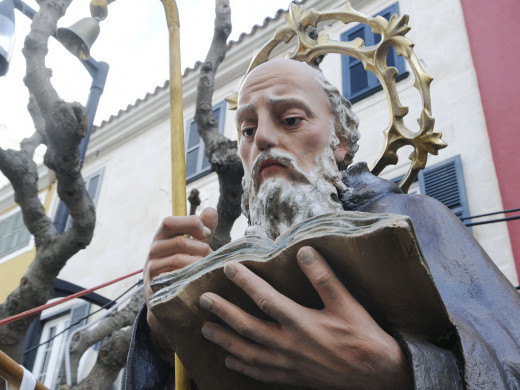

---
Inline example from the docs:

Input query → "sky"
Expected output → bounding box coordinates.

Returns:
[0,0,293,148]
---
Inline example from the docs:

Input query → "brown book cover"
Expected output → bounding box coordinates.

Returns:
[150,211,454,390]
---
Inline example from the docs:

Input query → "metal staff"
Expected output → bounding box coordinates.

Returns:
[161,1,191,389]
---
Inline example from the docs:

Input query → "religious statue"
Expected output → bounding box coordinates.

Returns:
[125,4,520,390]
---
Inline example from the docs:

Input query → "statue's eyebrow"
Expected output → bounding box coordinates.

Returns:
[267,97,316,116]
[236,103,255,124]
[236,97,316,125]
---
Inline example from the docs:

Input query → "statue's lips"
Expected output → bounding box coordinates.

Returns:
[258,159,287,180]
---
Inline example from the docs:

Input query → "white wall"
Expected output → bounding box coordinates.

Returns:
[56,0,518,300]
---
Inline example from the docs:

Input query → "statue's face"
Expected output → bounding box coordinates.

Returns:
[236,60,334,186]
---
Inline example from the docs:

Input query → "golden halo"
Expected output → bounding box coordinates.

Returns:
[227,2,446,192]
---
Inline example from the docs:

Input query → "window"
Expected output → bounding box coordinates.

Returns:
[341,3,408,103]
[31,303,90,390]
[0,208,31,259]
[185,101,226,183]
[393,155,470,220]
[418,155,470,220]
[64,169,104,230]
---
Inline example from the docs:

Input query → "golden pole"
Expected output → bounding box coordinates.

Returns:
[160,1,191,389]
[0,349,48,390]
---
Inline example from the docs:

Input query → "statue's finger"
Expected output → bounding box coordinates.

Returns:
[296,246,356,309]
[148,254,203,280]
[222,262,301,325]
[224,355,297,386]
[149,235,211,259]
[201,321,282,368]
[154,215,212,241]
[199,293,280,348]
[199,207,218,244]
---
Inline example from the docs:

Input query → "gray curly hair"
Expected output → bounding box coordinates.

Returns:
[315,71,360,170]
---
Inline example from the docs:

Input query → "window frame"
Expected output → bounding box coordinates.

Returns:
[341,2,409,104]
[0,192,46,264]
[185,100,227,183]
[391,155,471,223]
[417,155,470,220]
[64,168,105,231]
[30,302,90,389]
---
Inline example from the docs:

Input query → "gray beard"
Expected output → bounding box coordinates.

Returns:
[242,147,346,240]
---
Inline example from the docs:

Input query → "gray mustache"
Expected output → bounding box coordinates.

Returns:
[251,149,311,192]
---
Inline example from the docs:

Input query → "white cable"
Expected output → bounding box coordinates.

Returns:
[19,365,36,390]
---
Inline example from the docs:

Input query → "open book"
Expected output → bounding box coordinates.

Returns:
[150,211,454,390]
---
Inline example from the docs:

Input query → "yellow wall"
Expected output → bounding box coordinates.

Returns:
[0,182,56,302]
[0,250,36,302]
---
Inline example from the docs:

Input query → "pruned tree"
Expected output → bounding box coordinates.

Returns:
[59,290,143,390]
[63,0,241,386]
[0,0,141,388]
[0,0,96,364]
[194,0,244,250]
[0,0,243,388]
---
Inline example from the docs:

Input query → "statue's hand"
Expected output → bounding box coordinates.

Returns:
[144,207,217,348]
[200,246,412,390]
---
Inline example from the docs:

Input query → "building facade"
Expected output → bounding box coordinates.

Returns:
[0,0,518,387]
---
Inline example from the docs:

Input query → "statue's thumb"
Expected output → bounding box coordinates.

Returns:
[200,207,218,243]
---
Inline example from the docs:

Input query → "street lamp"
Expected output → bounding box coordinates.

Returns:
[0,0,110,233]
[58,1,189,387]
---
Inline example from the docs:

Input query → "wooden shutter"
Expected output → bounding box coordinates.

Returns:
[418,155,470,219]
[0,209,32,258]
[185,100,227,183]
[341,2,407,103]
[69,302,90,332]
[65,169,104,230]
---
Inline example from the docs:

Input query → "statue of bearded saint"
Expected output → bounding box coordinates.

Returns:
[128,59,520,390]
[240,64,360,240]
[242,140,346,240]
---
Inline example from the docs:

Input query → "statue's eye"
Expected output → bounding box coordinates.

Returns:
[241,127,256,138]
[283,117,302,127]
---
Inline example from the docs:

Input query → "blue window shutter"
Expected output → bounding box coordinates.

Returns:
[341,2,408,103]
[185,100,227,183]
[186,121,201,178]
[418,155,470,220]
[0,210,32,258]
[65,169,104,230]
[69,303,90,332]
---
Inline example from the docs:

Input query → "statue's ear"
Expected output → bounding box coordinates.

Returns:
[334,134,350,170]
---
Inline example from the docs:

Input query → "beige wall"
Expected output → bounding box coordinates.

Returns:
[54,0,517,300]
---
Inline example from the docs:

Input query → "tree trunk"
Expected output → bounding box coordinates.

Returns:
[0,0,96,362]
[194,0,244,250]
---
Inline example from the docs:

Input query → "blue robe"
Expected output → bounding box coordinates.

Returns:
[126,163,520,389]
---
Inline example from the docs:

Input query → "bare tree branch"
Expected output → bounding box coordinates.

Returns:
[61,327,132,390]
[62,290,143,385]
[195,0,243,250]
[0,0,241,388]
[188,188,201,216]
[0,0,96,362]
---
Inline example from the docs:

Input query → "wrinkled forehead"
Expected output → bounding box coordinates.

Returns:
[237,60,325,106]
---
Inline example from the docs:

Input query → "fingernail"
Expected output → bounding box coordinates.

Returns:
[298,247,316,264]
[225,357,237,371]
[224,263,237,278]
[199,294,213,310]
[203,226,212,238]
[201,323,213,339]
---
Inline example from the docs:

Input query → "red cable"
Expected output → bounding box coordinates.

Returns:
[0,268,144,328]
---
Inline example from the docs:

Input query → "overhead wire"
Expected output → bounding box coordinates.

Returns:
[0,268,144,329]
[63,282,143,386]
[23,279,143,356]
[462,207,520,227]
